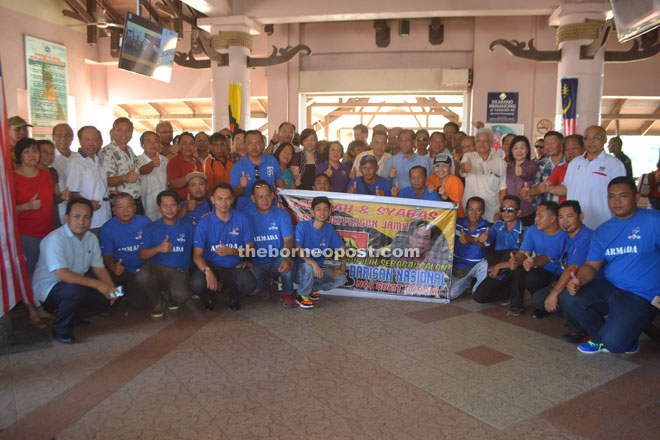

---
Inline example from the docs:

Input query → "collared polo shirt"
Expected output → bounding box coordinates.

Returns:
[488,219,524,251]
[32,224,104,303]
[460,151,507,222]
[454,217,491,269]
[194,210,254,268]
[99,142,141,198]
[564,150,626,230]
[563,225,593,270]
[65,151,111,228]
[520,226,568,275]
[380,152,432,189]
[99,214,151,274]
[398,186,441,201]
[230,154,283,212]
[244,205,294,264]
[140,218,195,270]
[167,154,203,200]
[295,220,344,268]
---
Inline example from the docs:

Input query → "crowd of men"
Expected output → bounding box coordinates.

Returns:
[8,115,660,354]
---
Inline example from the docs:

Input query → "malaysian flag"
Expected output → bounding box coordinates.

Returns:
[0,58,34,316]
[561,77,578,136]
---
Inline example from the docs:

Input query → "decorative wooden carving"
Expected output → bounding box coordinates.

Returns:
[604,29,660,62]
[489,39,561,62]
[247,44,312,67]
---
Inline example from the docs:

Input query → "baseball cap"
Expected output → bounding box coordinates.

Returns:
[185,171,207,184]
[359,154,378,166]
[8,116,32,128]
[433,153,452,167]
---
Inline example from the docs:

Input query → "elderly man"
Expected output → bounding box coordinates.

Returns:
[353,124,369,143]
[562,126,626,229]
[32,198,116,344]
[460,128,507,222]
[52,123,75,218]
[194,132,211,166]
[350,130,390,178]
[387,126,402,156]
[99,117,143,214]
[156,121,176,159]
[534,131,566,204]
[415,129,430,156]
[137,131,169,220]
[381,129,432,189]
[65,126,111,232]
[265,121,296,155]
[167,132,203,200]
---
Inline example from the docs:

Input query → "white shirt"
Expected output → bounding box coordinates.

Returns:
[137,153,169,220]
[351,151,391,177]
[53,151,72,219]
[460,150,507,222]
[564,150,626,230]
[65,152,111,228]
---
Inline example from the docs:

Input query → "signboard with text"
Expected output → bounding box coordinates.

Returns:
[487,92,518,123]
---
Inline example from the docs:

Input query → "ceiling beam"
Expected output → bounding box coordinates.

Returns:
[603,98,627,130]
[307,102,460,108]
[117,104,133,117]
[62,0,93,22]
[98,0,121,23]
[141,0,163,26]
[639,105,660,135]
[602,113,660,120]
[183,100,199,114]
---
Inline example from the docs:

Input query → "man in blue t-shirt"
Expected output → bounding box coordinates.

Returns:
[137,190,195,318]
[230,130,284,212]
[508,201,568,317]
[561,177,660,354]
[100,193,151,310]
[530,201,593,336]
[243,180,296,308]
[190,182,256,311]
[472,195,525,304]
[295,196,347,309]
[177,171,212,226]
[391,165,441,201]
[346,155,392,196]
[450,197,490,299]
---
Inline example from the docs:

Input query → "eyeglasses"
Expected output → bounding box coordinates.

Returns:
[499,206,517,213]
[254,165,260,179]
[584,135,604,141]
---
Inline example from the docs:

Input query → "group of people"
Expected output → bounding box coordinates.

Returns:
[8,114,660,354]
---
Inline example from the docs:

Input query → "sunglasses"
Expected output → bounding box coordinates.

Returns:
[499,206,517,213]
[535,144,544,149]
[254,165,260,179]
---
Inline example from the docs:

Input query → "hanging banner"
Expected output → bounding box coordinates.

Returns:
[228,82,241,133]
[24,35,68,139]
[278,190,457,302]
[561,77,578,136]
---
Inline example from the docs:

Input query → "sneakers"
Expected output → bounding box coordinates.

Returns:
[296,295,314,309]
[577,341,609,354]
[561,330,590,344]
[281,293,296,309]
[531,309,549,319]
[507,306,524,317]
[625,341,640,354]
[150,302,165,318]
[309,291,320,301]
[167,302,179,311]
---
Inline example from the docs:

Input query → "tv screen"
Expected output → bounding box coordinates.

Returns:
[610,0,660,42]
[118,12,178,82]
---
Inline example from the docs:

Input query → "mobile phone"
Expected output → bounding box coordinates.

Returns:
[110,286,124,299]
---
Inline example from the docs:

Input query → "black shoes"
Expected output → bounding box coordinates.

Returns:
[203,299,214,311]
[531,309,549,319]
[229,301,241,311]
[53,332,75,344]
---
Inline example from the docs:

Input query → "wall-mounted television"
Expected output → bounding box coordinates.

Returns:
[610,0,660,42]
[118,12,178,83]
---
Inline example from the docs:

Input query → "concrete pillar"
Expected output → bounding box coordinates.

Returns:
[551,3,610,134]
[198,16,261,132]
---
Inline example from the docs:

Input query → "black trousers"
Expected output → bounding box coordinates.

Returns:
[190,264,257,304]
[510,266,554,309]
[472,272,513,303]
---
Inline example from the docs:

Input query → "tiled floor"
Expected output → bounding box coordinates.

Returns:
[0,291,658,439]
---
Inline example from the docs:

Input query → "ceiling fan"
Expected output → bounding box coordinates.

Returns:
[65,9,123,29]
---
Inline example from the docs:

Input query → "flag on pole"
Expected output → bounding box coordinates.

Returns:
[561,77,578,136]
[0,58,35,316]
[228,82,241,134]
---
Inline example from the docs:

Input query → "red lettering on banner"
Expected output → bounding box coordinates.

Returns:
[332,203,354,213]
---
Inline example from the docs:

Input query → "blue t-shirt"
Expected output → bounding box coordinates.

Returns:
[488,220,524,251]
[230,154,283,212]
[587,209,660,302]
[140,218,194,270]
[346,176,392,196]
[398,186,441,201]
[563,225,593,269]
[454,217,491,269]
[99,214,151,274]
[193,210,254,268]
[295,220,345,268]
[244,206,294,264]
[178,198,213,226]
[520,225,568,274]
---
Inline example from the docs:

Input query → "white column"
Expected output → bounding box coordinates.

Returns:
[551,3,609,133]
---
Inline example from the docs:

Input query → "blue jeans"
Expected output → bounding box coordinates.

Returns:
[560,278,659,353]
[20,235,41,278]
[43,282,110,337]
[297,263,347,296]
[251,257,296,295]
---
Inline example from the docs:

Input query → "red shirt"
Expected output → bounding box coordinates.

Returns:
[547,163,568,204]
[13,169,55,238]
[167,154,202,200]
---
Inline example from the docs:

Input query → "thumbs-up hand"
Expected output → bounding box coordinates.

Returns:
[325,167,333,178]
[520,182,531,201]
[389,163,397,179]
[186,193,196,212]
[61,187,71,201]
[215,240,231,257]
[375,185,384,196]
[111,257,125,276]
[391,182,400,197]
[348,180,358,194]
[478,227,490,244]
[458,231,469,245]
[271,129,280,144]
[349,168,356,180]
[515,162,523,177]
[27,193,41,210]
[152,154,160,167]
[462,157,472,173]
[567,271,581,295]
[541,175,550,193]
[240,171,248,188]
[437,182,446,197]
[160,235,173,253]
[125,165,139,183]
[522,251,534,272]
